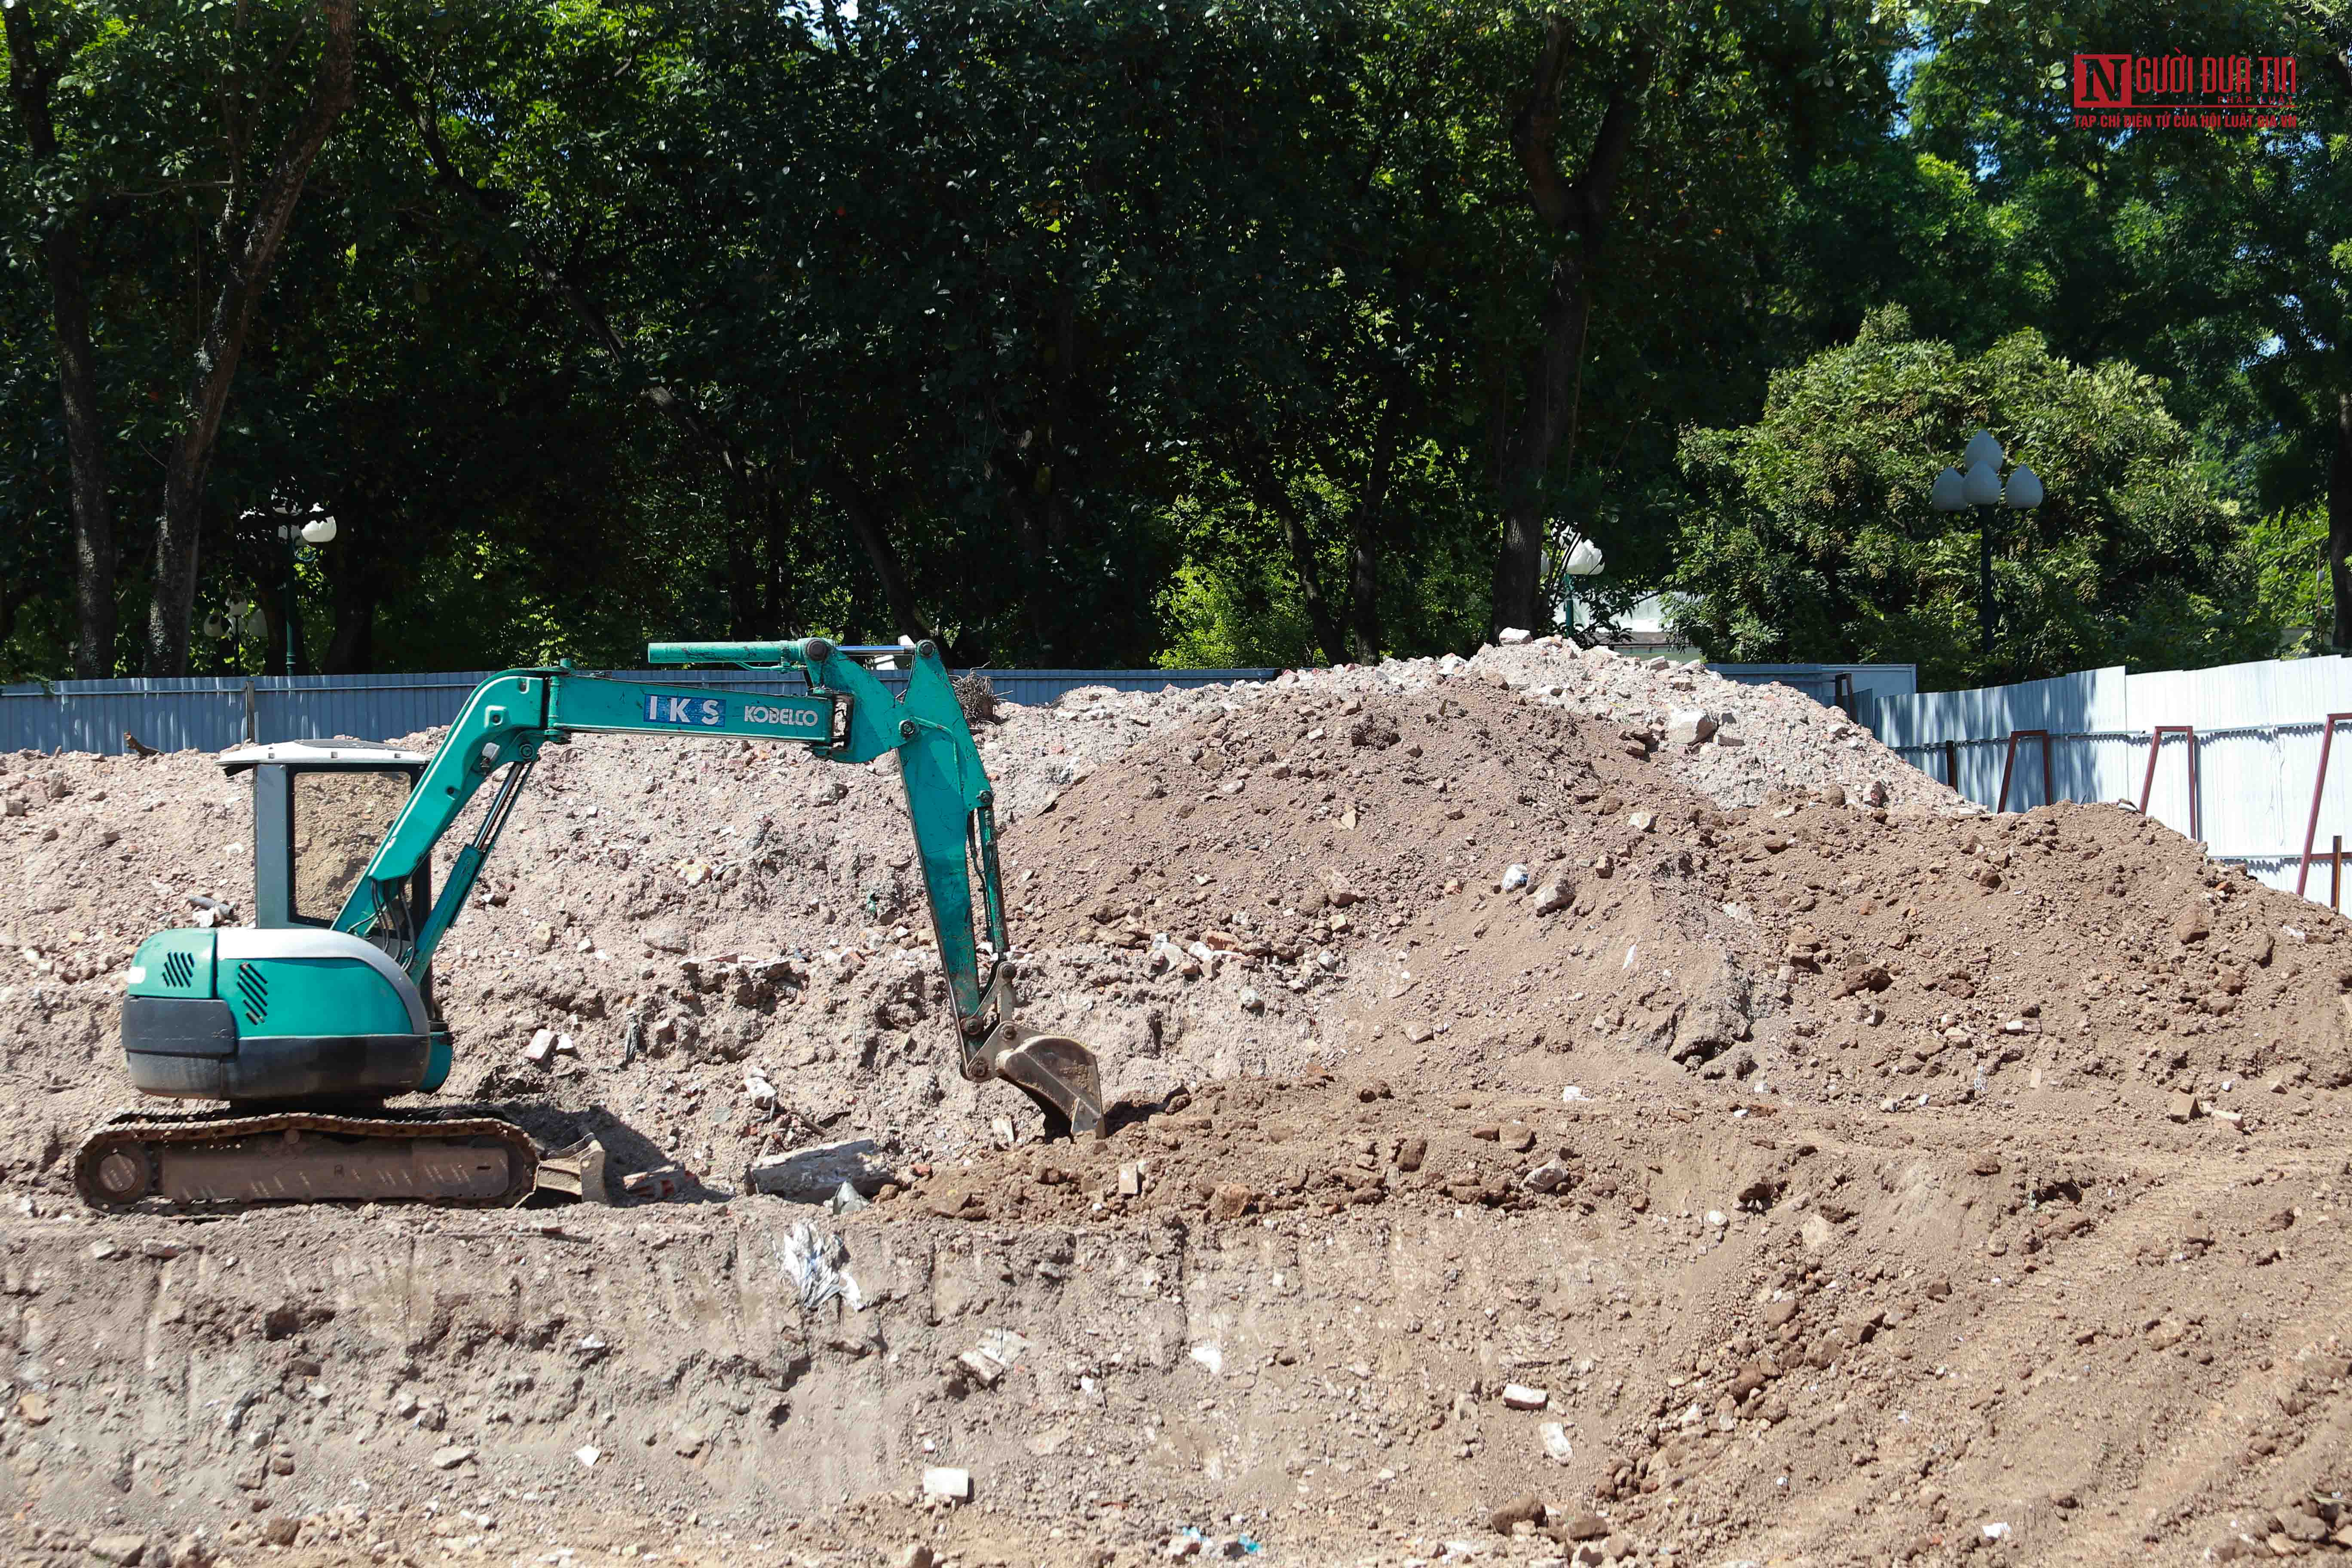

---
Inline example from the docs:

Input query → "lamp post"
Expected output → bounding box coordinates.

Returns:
[1549,534,1607,634]
[245,505,337,675]
[202,598,258,664]
[1931,431,2043,658]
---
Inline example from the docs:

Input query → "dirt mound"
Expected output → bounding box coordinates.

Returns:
[0,649,2349,1566]
[1470,638,1952,812]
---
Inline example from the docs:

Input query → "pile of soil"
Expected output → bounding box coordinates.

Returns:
[0,640,2345,1568]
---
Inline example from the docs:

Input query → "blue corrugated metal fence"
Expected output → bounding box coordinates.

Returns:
[1708,663,1916,729]
[0,668,1281,756]
[2,657,1905,758]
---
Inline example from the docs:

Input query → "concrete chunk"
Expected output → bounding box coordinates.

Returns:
[922,1466,973,1502]
[1666,708,1718,746]
[744,1138,891,1203]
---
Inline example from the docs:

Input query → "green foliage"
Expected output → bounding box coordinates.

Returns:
[2243,504,2331,657]
[1156,559,1322,672]
[1671,315,2284,687]
[0,254,70,680]
[1,0,2345,689]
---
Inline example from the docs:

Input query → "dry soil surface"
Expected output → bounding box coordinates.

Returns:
[0,640,2346,1568]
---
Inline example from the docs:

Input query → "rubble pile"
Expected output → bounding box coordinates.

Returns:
[0,640,2346,1566]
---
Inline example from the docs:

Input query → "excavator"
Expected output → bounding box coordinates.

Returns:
[75,638,1106,1210]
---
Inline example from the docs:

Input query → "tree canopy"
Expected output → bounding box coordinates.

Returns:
[1,0,2345,687]
[1671,308,2280,689]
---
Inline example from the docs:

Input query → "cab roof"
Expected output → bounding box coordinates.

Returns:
[217,739,429,775]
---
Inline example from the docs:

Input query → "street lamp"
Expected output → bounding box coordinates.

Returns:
[244,504,336,674]
[205,597,257,648]
[1547,534,1607,632]
[1931,430,2043,657]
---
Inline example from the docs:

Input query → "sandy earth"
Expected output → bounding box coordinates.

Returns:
[0,638,2346,1568]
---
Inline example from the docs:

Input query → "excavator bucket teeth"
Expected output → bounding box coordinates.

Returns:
[989,1034,1106,1141]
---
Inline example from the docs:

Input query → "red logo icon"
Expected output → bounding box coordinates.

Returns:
[2074,54,2133,108]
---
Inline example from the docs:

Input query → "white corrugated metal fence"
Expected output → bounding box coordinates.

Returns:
[1872,655,2352,903]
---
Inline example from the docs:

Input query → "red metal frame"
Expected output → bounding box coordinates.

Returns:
[1996,729,2054,814]
[2295,714,2352,898]
[2136,725,2201,843]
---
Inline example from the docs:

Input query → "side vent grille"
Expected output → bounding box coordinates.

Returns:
[234,962,269,1026]
[160,950,196,989]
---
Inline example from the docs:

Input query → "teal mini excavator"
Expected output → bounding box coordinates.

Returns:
[75,639,1105,1210]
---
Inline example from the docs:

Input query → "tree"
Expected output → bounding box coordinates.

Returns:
[0,241,70,674]
[1487,11,1643,638]
[141,0,358,675]
[3,1,114,677]
[3,0,364,676]
[1173,0,1498,667]
[9,0,2336,687]
[1670,309,2285,688]
[1894,0,2351,650]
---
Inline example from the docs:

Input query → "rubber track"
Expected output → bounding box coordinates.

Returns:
[73,1107,539,1213]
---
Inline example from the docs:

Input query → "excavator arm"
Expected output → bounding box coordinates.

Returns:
[334,637,1103,1138]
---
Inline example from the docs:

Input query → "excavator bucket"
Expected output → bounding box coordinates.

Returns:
[965,968,1106,1140]
[988,1027,1107,1141]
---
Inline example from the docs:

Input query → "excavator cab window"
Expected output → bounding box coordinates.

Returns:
[290,769,412,923]
[218,741,431,933]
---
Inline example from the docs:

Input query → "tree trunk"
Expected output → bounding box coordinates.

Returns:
[724,523,764,640]
[2331,389,2352,650]
[255,578,303,678]
[1345,514,1382,665]
[1492,249,1599,633]
[836,467,951,657]
[1344,395,1405,663]
[1241,451,1345,667]
[1488,16,1639,639]
[321,524,377,674]
[5,2,117,678]
[991,433,1064,661]
[47,227,115,678]
[143,0,357,675]
[1281,505,1346,668]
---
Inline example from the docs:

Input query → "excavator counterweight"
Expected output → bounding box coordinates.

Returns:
[78,638,1107,1211]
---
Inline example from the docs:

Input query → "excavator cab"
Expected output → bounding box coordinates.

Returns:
[221,740,432,933]
[114,741,450,1109]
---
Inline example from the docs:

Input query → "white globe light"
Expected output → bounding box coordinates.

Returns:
[1963,429,2005,470]
[1564,538,1605,576]
[300,515,338,544]
[2004,465,2044,509]
[1930,466,1967,511]
[203,615,226,638]
[1962,461,2003,506]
